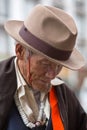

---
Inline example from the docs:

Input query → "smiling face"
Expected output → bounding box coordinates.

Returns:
[16,43,62,92]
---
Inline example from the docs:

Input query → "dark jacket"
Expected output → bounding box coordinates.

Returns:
[0,57,87,130]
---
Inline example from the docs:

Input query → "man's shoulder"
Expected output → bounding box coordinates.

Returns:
[0,56,16,74]
[0,56,15,64]
[0,56,15,67]
[0,56,17,93]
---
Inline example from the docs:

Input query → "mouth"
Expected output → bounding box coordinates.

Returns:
[31,78,51,92]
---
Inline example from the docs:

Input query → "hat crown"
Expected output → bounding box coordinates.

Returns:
[4,4,85,70]
[24,4,77,51]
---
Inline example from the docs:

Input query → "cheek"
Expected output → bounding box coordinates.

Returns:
[24,61,30,78]
[30,64,47,76]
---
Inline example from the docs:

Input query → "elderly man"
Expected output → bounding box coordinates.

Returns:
[0,4,87,130]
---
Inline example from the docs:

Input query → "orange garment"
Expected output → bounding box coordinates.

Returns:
[49,87,64,130]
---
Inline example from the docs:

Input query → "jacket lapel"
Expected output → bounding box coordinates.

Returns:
[55,85,68,130]
[0,56,17,130]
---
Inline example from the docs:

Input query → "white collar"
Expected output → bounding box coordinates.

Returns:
[14,57,26,89]
[51,77,64,86]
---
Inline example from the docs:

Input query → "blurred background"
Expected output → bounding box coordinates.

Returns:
[0,0,87,112]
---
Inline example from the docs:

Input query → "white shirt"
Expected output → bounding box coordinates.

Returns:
[14,57,64,128]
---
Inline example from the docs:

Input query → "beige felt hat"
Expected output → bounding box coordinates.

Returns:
[4,4,85,70]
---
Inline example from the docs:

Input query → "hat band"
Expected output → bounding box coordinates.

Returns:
[19,25,72,61]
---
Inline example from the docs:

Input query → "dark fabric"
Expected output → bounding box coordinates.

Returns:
[45,117,53,130]
[6,101,31,130]
[32,125,46,130]
[0,57,17,130]
[0,56,87,130]
[55,85,87,130]
[7,101,47,130]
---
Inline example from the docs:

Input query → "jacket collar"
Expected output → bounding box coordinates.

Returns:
[51,77,64,86]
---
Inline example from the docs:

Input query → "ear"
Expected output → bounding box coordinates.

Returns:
[15,43,25,60]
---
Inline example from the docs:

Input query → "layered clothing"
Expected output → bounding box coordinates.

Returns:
[0,57,87,130]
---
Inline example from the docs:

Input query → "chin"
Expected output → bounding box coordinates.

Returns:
[32,82,50,93]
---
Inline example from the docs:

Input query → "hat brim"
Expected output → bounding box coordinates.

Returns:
[4,20,85,70]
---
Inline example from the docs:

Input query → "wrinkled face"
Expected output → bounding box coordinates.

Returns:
[29,55,62,92]
[16,44,62,92]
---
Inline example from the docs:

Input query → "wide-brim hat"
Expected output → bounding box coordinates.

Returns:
[4,4,85,70]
